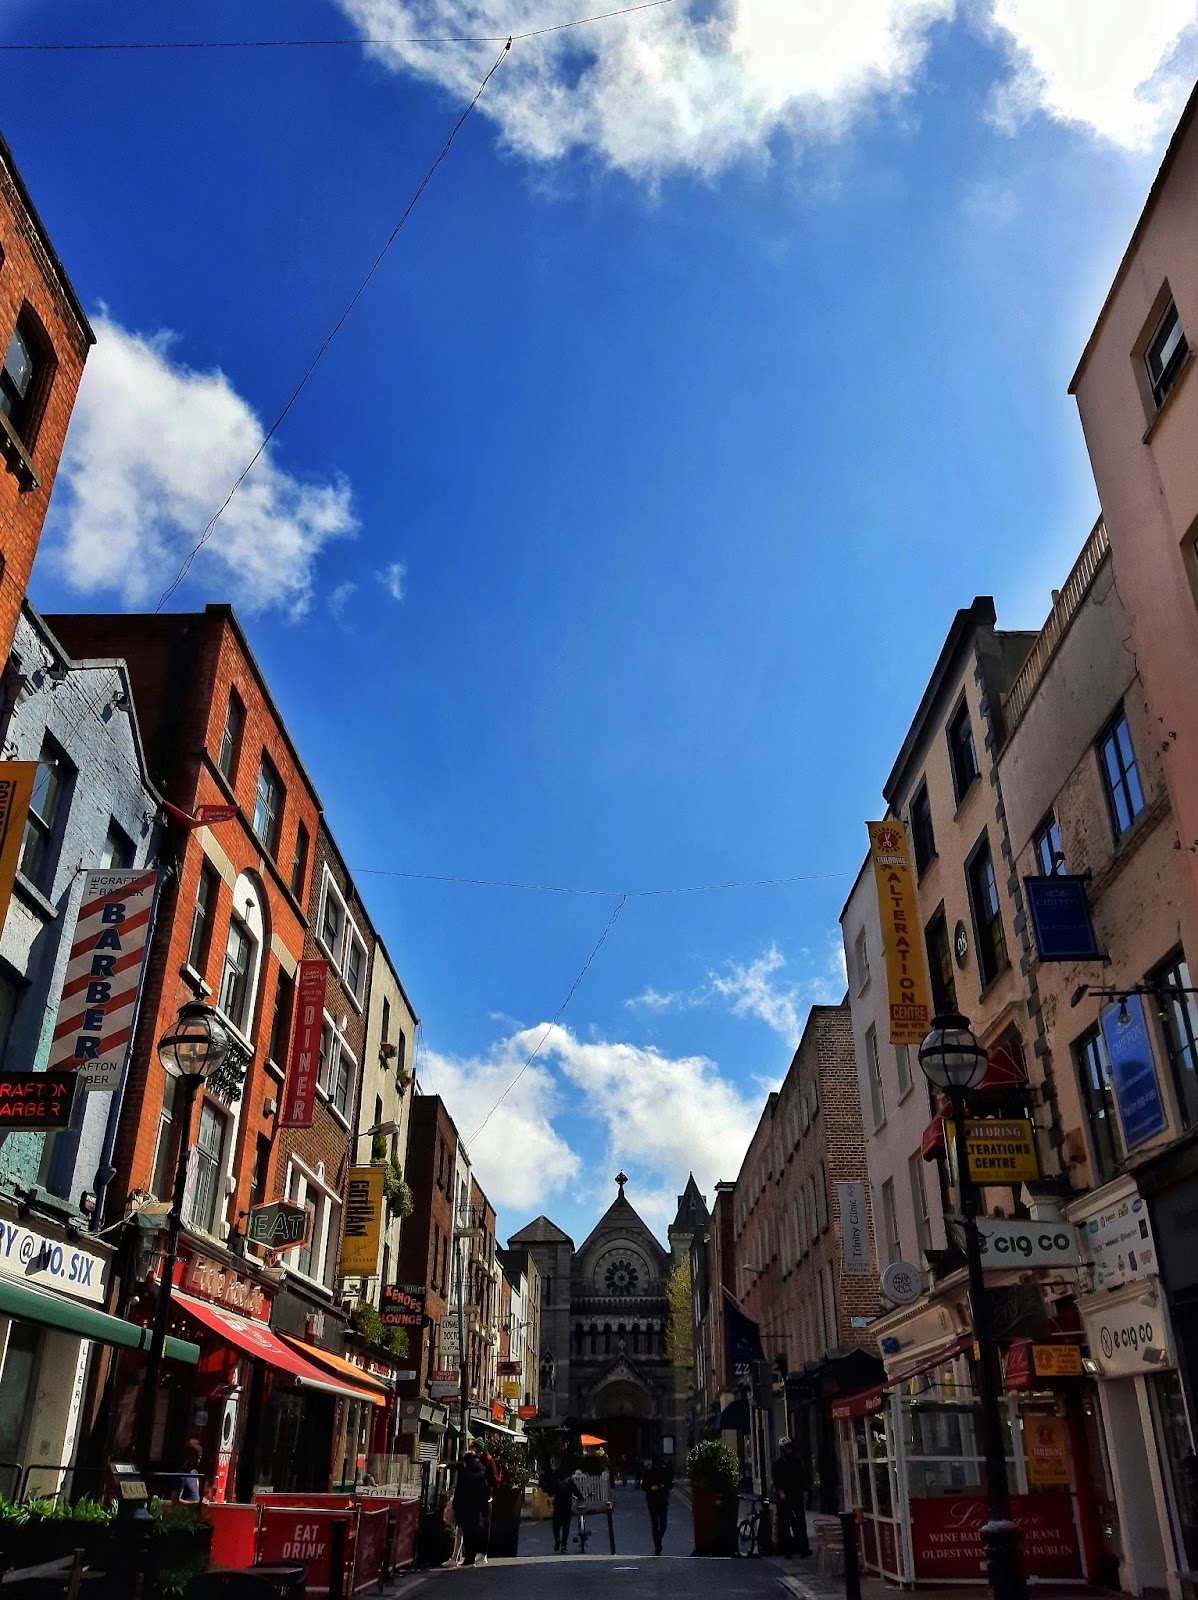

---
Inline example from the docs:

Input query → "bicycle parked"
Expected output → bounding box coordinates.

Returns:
[737,1494,774,1557]
[574,1505,591,1554]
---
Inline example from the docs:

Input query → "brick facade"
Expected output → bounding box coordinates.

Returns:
[0,134,93,663]
[396,1095,458,1398]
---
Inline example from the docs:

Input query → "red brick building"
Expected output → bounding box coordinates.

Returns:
[395,1095,459,1455]
[1,132,94,660]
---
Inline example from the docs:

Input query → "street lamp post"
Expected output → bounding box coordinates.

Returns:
[918,1012,1027,1600]
[133,1001,231,1473]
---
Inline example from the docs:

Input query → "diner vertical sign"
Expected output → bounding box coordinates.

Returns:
[280,959,327,1127]
[868,821,932,1045]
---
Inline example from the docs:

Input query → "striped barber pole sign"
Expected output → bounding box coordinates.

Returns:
[48,868,160,1092]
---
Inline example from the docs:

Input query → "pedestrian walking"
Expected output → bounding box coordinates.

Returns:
[549,1466,583,1553]
[772,1438,811,1558]
[642,1453,673,1555]
[453,1449,492,1567]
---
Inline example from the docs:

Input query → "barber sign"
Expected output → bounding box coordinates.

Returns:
[48,870,160,1092]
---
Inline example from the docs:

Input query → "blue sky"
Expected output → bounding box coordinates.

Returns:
[5,0,1197,1246]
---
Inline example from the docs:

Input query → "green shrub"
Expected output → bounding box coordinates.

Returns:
[352,1302,384,1344]
[487,1435,530,1492]
[385,1326,409,1358]
[687,1439,740,1493]
[580,1449,608,1476]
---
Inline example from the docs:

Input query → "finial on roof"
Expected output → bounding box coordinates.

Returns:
[616,1170,627,1196]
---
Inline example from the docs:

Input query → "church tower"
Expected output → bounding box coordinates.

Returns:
[668,1173,709,1267]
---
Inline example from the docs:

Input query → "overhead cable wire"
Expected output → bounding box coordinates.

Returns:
[465,892,628,1146]
[0,0,678,52]
[350,866,853,896]
[153,38,511,611]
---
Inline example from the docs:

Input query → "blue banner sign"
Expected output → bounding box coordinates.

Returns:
[1100,994,1168,1150]
[1024,876,1101,962]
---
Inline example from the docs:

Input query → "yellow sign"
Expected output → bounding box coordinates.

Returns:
[0,763,37,935]
[1032,1345,1083,1378]
[1025,1415,1070,1488]
[867,821,932,1046]
[339,1165,384,1276]
[948,1119,1040,1184]
[502,1379,521,1399]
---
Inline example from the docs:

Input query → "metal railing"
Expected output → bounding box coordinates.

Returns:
[1003,516,1110,732]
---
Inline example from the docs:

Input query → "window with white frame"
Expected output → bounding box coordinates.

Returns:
[319,873,346,962]
[866,1025,886,1128]
[881,1178,901,1265]
[1145,296,1188,410]
[895,1043,912,1097]
[286,1159,342,1289]
[909,1150,932,1259]
[216,873,264,1038]
[854,928,870,991]
[344,922,367,1007]
[187,1100,228,1235]
[317,1016,357,1122]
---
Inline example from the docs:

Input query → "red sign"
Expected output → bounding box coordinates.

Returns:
[175,1252,270,1322]
[381,1284,426,1327]
[280,960,327,1127]
[163,800,241,830]
[490,1401,506,1422]
[429,1369,459,1384]
[257,1508,355,1597]
[496,1359,521,1376]
[518,1405,537,1420]
[0,1071,77,1129]
[910,1494,1080,1580]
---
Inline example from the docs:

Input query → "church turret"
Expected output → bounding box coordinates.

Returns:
[668,1172,709,1264]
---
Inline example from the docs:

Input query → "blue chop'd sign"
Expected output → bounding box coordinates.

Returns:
[1100,993,1168,1150]
[1023,876,1101,962]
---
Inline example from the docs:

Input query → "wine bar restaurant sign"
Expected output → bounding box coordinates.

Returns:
[910,1494,1080,1580]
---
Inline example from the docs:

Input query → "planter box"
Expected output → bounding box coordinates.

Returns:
[488,1487,522,1558]
[691,1484,738,1558]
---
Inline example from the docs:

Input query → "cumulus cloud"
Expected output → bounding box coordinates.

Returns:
[335,0,1196,181]
[45,317,356,616]
[986,1,1198,151]
[378,560,407,601]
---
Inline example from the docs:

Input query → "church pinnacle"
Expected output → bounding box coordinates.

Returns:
[616,1170,628,1197]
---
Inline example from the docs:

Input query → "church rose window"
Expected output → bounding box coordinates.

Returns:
[604,1258,639,1294]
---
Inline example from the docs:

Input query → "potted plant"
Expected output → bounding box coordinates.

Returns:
[1,1495,117,1571]
[580,1449,608,1477]
[687,1439,740,1557]
[148,1499,214,1599]
[486,1437,529,1558]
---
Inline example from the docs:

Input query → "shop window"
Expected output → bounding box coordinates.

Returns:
[925,907,957,1015]
[1074,1028,1121,1181]
[1152,953,1198,1130]
[188,1100,228,1235]
[966,833,1008,988]
[0,1322,42,1465]
[19,740,71,891]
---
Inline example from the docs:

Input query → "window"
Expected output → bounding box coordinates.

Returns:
[217,691,245,782]
[381,997,391,1044]
[895,1043,912,1097]
[317,1017,357,1121]
[1153,955,1198,1131]
[881,1179,901,1265]
[344,926,367,1006]
[149,1075,179,1200]
[866,1025,886,1128]
[267,968,294,1069]
[1146,298,1189,410]
[1074,1029,1121,1182]
[249,1134,271,1216]
[290,821,309,900]
[947,700,979,805]
[966,835,1008,987]
[822,1264,837,1348]
[925,908,958,1015]
[807,1174,818,1240]
[188,863,219,973]
[854,929,870,991]
[98,819,134,869]
[218,916,255,1032]
[1,312,50,442]
[286,1160,341,1287]
[1034,811,1063,876]
[1099,709,1145,842]
[0,972,18,1068]
[252,756,283,855]
[188,1100,228,1235]
[910,783,936,874]
[320,876,346,962]
[19,742,69,890]
[817,1162,829,1231]
[797,1191,808,1255]
[909,1151,932,1259]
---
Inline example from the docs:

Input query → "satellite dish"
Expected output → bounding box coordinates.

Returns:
[880,1260,922,1306]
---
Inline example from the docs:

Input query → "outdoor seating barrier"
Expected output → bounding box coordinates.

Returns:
[349,1511,387,1595]
[389,1502,420,1572]
[256,1509,357,1600]
[204,1506,263,1571]
[201,1492,421,1597]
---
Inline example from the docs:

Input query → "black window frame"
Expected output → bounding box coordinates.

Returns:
[946,697,980,807]
[252,754,283,856]
[290,819,309,900]
[1033,810,1063,877]
[1150,951,1198,1132]
[1,306,55,446]
[910,781,936,875]
[1073,1027,1121,1183]
[1146,297,1189,410]
[187,862,220,975]
[267,966,294,1070]
[925,904,957,1016]
[18,738,73,892]
[1098,706,1145,843]
[965,830,1009,989]
[99,818,134,870]
[217,690,245,783]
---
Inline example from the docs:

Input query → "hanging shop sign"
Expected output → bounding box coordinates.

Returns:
[948,1119,1040,1184]
[518,1405,537,1420]
[0,1070,77,1129]
[381,1284,427,1327]
[490,1401,506,1423]
[0,1217,106,1303]
[880,1260,922,1306]
[0,762,36,933]
[1100,995,1168,1150]
[47,868,159,1092]
[838,1181,870,1276]
[975,1217,1080,1269]
[279,959,328,1128]
[247,1200,310,1251]
[1023,876,1101,962]
[1025,1416,1070,1487]
[497,1359,522,1376]
[1080,1289,1171,1378]
[338,1165,384,1277]
[440,1320,461,1359]
[1032,1344,1083,1378]
[1080,1191,1157,1289]
[867,821,932,1045]
[501,1380,521,1400]
[162,800,241,830]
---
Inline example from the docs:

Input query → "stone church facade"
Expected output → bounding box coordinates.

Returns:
[510,1174,708,1468]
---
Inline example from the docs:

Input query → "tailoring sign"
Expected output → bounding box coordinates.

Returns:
[279,959,327,1127]
[0,763,35,934]
[1024,1416,1070,1487]
[48,869,159,1092]
[1032,1345,1083,1378]
[949,1119,1039,1184]
[1100,995,1168,1151]
[975,1218,1080,1269]
[868,821,932,1045]
[338,1165,384,1276]
[837,1181,870,1277]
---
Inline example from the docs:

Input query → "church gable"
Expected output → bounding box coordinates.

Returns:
[507,1214,575,1247]
[575,1173,670,1291]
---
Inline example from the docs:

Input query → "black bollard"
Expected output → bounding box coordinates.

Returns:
[605,1502,616,1554]
[757,1497,774,1557]
[328,1518,346,1600]
[839,1511,861,1600]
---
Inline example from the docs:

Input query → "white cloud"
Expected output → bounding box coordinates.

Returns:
[378,560,407,601]
[985,1,1198,151]
[45,317,356,616]
[624,985,684,1011]
[336,0,1198,179]
[329,580,358,621]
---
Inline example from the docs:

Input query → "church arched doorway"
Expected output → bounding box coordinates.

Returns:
[586,1376,657,1474]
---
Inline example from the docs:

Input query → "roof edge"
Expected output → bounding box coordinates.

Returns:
[0,130,95,346]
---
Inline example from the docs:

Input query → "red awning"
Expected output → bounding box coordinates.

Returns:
[830,1387,885,1422]
[831,1334,974,1423]
[175,1294,381,1404]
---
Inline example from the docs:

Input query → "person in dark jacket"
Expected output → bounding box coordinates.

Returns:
[549,1468,583,1553]
[453,1452,492,1566]
[642,1454,673,1555]
[772,1438,810,1557]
